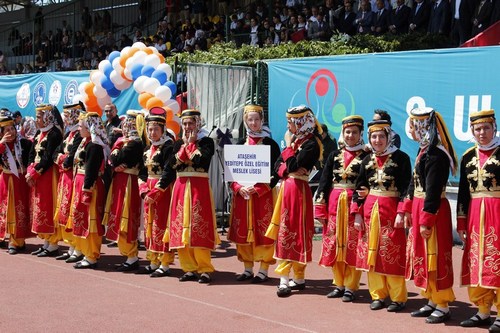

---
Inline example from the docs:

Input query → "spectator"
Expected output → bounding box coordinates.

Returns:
[471,0,494,37]
[192,0,207,24]
[181,0,192,22]
[409,0,431,33]
[14,62,23,74]
[60,52,74,71]
[23,64,34,74]
[61,20,72,35]
[308,12,332,40]
[337,0,358,36]
[8,27,20,46]
[249,17,262,46]
[54,60,63,72]
[154,35,167,55]
[34,7,44,36]
[35,50,48,72]
[0,51,6,67]
[355,0,374,34]
[103,31,116,49]
[119,34,133,49]
[389,0,412,34]
[428,0,451,35]
[0,64,8,75]
[81,7,93,35]
[103,10,112,32]
[371,0,390,35]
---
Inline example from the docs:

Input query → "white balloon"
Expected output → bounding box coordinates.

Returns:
[143,77,161,95]
[93,85,108,99]
[115,80,132,91]
[132,42,147,49]
[121,46,131,57]
[133,76,148,94]
[110,70,125,85]
[123,68,133,80]
[154,85,172,102]
[125,56,136,70]
[164,99,180,113]
[148,46,159,54]
[78,82,87,95]
[90,71,104,86]
[97,95,112,109]
[72,94,83,104]
[144,54,161,68]
[134,51,148,64]
[156,63,173,80]
[112,57,122,70]
[98,60,111,73]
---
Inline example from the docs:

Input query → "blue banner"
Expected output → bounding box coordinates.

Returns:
[0,71,142,117]
[266,46,500,182]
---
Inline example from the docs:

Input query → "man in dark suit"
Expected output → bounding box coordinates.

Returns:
[337,0,358,35]
[356,0,375,34]
[450,0,475,45]
[371,0,390,35]
[428,0,451,35]
[409,0,432,33]
[389,0,412,34]
[308,11,332,40]
[471,0,494,36]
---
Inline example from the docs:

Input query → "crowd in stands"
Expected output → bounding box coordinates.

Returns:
[1,0,500,74]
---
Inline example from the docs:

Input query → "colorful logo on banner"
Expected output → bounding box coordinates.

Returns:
[16,83,30,108]
[305,69,355,134]
[64,80,79,105]
[49,80,62,105]
[33,82,46,106]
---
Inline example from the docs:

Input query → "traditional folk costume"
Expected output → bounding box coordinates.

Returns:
[314,116,368,301]
[457,109,500,330]
[70,112,109,269]
[404,107,457,323]
[265,105,323,297]
[351,120,411,311]
[103,110,145,271]
[228,105,281,283]
[53,103,83,262]
[163,109,218,284]
[137,107,176,277]
[28,104,64,257]
[0,115,33,254]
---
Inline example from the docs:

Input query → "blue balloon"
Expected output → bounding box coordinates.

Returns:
[108,51,121,64]
[165,81,177,96]
[107,87,121,98]
[131,63,144,80]
[141,65,155,77]
[151,70,167,85]
[101,76,114,90]
[103,62,113,77]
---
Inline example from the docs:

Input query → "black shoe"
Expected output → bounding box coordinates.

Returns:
[37,248,59,257]
[342,290,355,302]
[116,260,139,272]
[65,254,84,263]
[0,240,7,249]
[289,281,306,291]
[426,309,451,324]
[179,272,198,282]
[370,299,385,310]
[107,242,118,248]
[326,287,344,298]
[277,285,292,297]
[411,306,436,317]
[8,247,18,255]
[150,268,171,278]
[460,315,492,327]
[251,272,269,284]
[489,320,500,332]
[387,302,406,312]
[55,252,71,260]
[236,271,253,281]
[31,247,44,255]
[136,265,156,275]
[198,273,211,284]
[74,260,98,269]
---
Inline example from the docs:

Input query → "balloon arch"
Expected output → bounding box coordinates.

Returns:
[74,42,181,135]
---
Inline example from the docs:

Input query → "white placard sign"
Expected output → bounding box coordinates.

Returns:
[224,144,271,184]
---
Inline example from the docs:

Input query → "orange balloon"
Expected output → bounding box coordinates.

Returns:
[158,54,165,64]
[144,48,153,55]
[164,108,174,121]
[138,92,153,109]
[85,95,98,108]
[167,120,180,135]
[128,47,139,57]
[146,97,163,110]
[84,82,95,97]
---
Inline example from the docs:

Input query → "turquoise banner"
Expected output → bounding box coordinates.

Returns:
[0,71,141,117]
[266,46,500,182]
